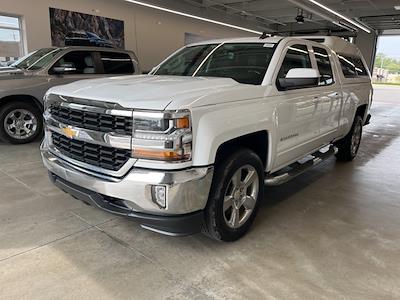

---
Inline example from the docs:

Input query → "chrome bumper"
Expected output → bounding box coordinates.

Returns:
[40,141,214,216]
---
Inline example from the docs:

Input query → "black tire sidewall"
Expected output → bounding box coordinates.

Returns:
[335,115,363,161]
[205,149,264,242]
[0,101,43,144]
[350,117,363,158]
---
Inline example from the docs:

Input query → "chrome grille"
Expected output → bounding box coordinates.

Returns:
[51,132,131,171]
[49,105,133,135]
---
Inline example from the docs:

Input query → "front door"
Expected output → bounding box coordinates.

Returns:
[273,43,323,170]
[48,50,104,87]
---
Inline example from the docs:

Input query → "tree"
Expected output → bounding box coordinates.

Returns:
[374,52,400,73]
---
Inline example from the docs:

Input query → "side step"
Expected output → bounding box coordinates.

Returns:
[264,145,337,186]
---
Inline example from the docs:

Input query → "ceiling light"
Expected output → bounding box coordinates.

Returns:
[395,6,400,10]
[307,0,371,33]
[124,0,263,35]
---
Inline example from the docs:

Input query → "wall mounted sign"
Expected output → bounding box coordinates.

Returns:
[49,8,125,49]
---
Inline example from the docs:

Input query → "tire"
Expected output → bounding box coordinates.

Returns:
[202,149,264,242]
[0,101,43,144]
[335,115,363,161]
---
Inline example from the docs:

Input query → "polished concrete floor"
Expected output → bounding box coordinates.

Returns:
[0,85,399,299]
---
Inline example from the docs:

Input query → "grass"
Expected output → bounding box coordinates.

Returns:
[372,82,400,86]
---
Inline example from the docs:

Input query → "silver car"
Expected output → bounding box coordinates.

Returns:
[0,46,139,144]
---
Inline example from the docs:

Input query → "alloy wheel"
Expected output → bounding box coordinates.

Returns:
[4,109,38,140]
[223,165,259,229]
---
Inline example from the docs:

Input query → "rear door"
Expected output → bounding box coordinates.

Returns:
[311,45,342,143]
[98,51,135,75]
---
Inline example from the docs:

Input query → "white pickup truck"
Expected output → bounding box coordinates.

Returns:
[41,36,372,241]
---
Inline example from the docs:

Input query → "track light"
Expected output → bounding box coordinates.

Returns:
[306,0,371,33]
[124,0,263,35]
[296,9,305,24]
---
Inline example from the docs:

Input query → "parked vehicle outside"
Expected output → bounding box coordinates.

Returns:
[41,36,372,241]
[65,31,114,48]
[0,46,139,144]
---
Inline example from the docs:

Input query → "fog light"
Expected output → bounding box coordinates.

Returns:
[151,185,167,208]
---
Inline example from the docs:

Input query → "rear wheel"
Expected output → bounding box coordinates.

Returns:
[335,115,363,161]
[0,101,43,144]
[203,149,264,242]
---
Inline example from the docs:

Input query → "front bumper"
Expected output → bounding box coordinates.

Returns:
[41,141,214,235]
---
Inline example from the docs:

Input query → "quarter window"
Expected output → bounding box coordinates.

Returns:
[100,52,134,74]
[338,54,368,78]
[313,47,334,86]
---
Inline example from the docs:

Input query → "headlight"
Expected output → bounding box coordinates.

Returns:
[131,110,192,162]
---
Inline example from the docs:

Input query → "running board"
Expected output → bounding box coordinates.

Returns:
[264,145,337,186]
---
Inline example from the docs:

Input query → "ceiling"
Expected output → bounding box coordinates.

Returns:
[130,0,400,36]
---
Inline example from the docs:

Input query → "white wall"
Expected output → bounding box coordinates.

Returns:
[0,0,254,71]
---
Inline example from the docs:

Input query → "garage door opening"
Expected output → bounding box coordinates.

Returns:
[373,35,400,84]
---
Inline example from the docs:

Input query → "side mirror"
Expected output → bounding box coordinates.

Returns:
[52,64,77,75]
[278,68,319,90]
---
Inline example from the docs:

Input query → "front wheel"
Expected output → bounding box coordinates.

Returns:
[202,149,264,242]
[0,101,43,144]
[335,115,363,161]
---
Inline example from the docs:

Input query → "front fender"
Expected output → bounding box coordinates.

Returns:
[191,99,276,167]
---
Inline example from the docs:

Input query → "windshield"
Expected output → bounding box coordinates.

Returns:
[13,48,63,70]
[154,43,276,85]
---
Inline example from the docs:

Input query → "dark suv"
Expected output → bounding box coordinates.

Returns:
[0,46,139,144]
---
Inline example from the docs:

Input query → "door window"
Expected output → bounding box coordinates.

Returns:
[313,47,334,86]
[100,52,134,74]
[51,51,98,74]
[277,44,312,89]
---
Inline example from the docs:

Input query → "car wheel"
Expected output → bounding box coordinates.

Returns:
[335,115,363,161]
[0,101,43,144]
[202,149,264,242]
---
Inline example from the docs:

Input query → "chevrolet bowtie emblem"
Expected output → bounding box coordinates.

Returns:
[62,127,78,139]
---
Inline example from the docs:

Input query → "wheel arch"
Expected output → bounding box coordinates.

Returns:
[214,131,269,169]
[0,94,43,112]
[355,103,368,123]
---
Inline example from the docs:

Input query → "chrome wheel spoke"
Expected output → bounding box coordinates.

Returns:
[243,170,256,188]
[229,207,240,228]
[231,169,241,188]
[223,196,234,212]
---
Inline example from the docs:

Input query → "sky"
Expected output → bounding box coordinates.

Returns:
[376,36,400,59]
[0,15,20,42]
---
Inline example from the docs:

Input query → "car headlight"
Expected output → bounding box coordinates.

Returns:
[131,110,192,162]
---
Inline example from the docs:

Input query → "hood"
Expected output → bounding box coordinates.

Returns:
[47,75,241,110]
[0,67,28,78]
